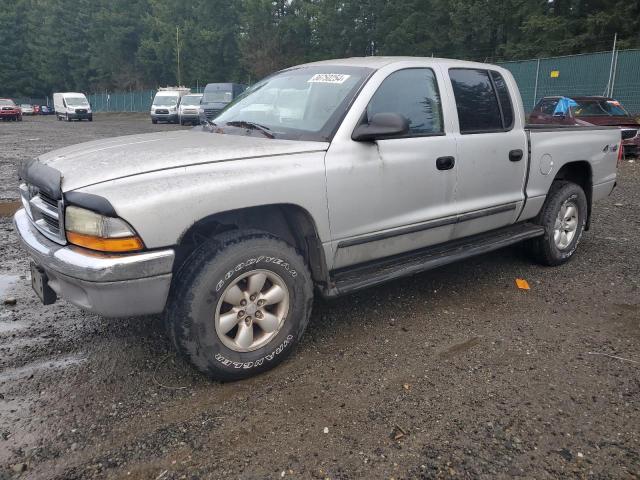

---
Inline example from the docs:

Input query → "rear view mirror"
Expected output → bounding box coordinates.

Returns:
[352,113,409,141]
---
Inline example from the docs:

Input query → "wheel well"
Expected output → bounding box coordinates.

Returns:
[175,204,329,286]
[553,161,593,229]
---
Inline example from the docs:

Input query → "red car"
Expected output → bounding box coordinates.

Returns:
[0,98,22,121]
[529,96,640,157]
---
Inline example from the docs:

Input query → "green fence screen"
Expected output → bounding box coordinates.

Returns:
[498,49,640,114]
[81,49,640,115]
[87,86,204,113]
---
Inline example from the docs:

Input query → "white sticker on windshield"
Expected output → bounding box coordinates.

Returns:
[308,74,351,84]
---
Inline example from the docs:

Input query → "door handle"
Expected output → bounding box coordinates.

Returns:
[509,149,524,162]
[436,156,455,170]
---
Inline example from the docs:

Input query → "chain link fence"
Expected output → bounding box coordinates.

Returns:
[498,49,640,114]
[74,49,640,115]
[86,86,205,113]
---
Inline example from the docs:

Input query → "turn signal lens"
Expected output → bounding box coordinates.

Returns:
[66,232,144,252]
[65,206,144,252]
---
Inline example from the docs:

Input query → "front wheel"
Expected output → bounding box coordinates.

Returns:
[527,181,588,266]
[164,230,313,381]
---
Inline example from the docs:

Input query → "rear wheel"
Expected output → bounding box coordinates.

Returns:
[164,229,313,381]
[527,181,588,266]
[152,118,157,124]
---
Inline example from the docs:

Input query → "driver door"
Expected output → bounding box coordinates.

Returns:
[325,67,459,269]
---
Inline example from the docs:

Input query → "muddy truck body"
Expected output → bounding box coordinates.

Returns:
[15,57,619,380]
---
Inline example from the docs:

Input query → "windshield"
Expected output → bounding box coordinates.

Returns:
[21,104,31,108]
[66,97,88,106]
[181,95,202,106]
[573,99,630,117]
[214,66,372,141]
[204,91,233,103]
[153,95,178,106]
[0,99,15,106]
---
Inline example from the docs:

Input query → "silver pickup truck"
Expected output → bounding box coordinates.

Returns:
[14,57,620,380]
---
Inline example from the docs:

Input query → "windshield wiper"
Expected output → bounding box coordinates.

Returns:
[224,120,274,139]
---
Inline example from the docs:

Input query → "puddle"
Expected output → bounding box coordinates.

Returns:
[0,320,28,334]
[439,336,481,358]
[0,354,86,383]
[0,274,19,298]
[0,200,21,217]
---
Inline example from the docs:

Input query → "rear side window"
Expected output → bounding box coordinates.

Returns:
[490,71,514,129]
[449,68,507,134]
[536,99,559,115]
[367,68,444,136]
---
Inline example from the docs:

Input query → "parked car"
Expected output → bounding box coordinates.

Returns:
[33,105,40,115]
[15,57,620,381]
[199,83,246,123]
[53,92,93,121]
[150,87,191,124]
[0,98,22,121]
[39,105,53,115]
[529,96,640,156]
[20,104,35,115]
[178,93,203,125]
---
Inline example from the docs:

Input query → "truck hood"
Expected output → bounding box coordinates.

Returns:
[25,130,329,193]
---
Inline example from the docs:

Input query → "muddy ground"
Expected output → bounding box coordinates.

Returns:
[0,115,638,479]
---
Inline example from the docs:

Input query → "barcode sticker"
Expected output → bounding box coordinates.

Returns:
[308,74,351,84]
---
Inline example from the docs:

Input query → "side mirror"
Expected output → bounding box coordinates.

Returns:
[352,113,409,141]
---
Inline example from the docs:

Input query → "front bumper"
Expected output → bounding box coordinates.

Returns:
[68,112,92,120]
[14,208,175,317]
[150,112,178,122]
[622,137,639,157]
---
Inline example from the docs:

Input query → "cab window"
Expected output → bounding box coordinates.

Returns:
[366,68,444,137]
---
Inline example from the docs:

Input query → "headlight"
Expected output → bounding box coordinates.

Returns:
[65,206,144,252]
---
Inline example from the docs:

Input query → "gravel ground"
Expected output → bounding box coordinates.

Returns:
[0,115,638,479]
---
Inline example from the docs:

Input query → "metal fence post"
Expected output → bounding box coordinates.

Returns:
[533,58,540,109]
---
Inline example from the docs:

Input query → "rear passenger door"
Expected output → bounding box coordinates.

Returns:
[446,68,528,239]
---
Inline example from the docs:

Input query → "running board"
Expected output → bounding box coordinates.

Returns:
[328,223,544,296]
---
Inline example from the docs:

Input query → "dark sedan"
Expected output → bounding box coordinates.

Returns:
[529,96,640,156]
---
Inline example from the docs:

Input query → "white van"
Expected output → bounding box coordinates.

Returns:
[53,92,92,122]
[150,87,191,124]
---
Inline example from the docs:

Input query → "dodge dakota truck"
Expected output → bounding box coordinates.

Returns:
[15,57,620,380]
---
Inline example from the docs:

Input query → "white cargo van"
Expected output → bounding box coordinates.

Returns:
[150,87,191,124]
[53,92,92,122]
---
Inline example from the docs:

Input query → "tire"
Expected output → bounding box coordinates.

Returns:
[88,117,93,122]
[152,119,157,124]
[527,181,588,266]
[66,114,71,122]
[164,229,313,381]
[17,115,22,122]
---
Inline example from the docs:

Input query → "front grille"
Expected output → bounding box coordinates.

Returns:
[2,107,14,111]
[621,128,638,141]
[204,108,221,120]
[19,183,66,244]
[155,109,169,115]
[75,109,87,114]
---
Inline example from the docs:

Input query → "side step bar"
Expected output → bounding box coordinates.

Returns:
[327,223,544,297]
